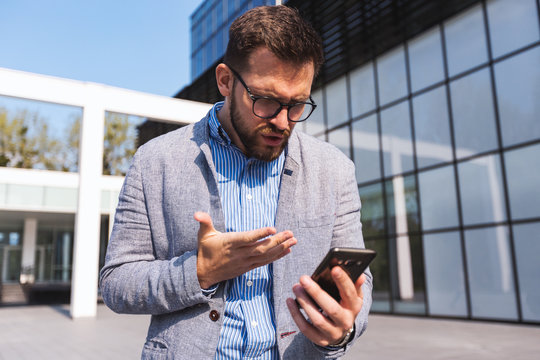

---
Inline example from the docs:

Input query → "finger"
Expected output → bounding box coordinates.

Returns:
[233,226,278,246]
[246,231,295,257]
[286,298,326,346]
[297,276,348,331]
[355,273,366,298]
[194,212,217,237]
[332,267,362,314]
[248,238,297,269]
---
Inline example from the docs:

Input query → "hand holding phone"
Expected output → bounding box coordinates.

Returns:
[311,247,376,303]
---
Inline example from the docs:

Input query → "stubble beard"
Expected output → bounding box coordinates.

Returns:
[229,91,291,162]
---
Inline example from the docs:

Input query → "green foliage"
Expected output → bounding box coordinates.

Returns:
[0,107,137,175]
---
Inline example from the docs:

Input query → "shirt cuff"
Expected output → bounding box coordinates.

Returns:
[201,283,219,298]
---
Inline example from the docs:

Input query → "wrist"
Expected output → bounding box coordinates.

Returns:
[327,326,354,349]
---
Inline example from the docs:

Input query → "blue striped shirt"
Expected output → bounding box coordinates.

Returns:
[209,102,284,360]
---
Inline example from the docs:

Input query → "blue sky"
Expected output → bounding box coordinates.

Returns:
[0,1,202,97]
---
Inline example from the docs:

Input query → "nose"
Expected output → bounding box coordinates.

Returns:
[268,107,290,131]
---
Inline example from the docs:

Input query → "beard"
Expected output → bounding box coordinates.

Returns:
[229,90,291,162]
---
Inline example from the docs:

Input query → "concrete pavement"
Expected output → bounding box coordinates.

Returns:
[0,304,539,359]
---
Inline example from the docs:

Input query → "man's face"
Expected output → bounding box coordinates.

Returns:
[226,48,315,162]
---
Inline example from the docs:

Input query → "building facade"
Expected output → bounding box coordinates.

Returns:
[176,0,540,324]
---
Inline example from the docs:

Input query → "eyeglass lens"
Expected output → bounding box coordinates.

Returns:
[253,98,313,121]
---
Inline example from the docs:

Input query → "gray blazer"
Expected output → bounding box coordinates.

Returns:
[100,113,372,359]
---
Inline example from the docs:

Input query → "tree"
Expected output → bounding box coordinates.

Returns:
[66,112,137,176]
[0,107,63,170]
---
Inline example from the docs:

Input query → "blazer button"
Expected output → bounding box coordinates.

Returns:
[209,310,220,322]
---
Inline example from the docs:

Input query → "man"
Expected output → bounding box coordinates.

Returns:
[100,5,372,359]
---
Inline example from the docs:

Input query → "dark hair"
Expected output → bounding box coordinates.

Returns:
[224,5,324,75]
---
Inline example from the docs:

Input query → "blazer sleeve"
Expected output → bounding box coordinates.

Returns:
[99,150,210,315]
[317,156,374,358]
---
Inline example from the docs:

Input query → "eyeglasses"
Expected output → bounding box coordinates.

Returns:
[227,65,317,122]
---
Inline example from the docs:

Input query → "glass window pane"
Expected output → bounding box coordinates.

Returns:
[418,165,459,230]
[408,27,445,92]
[465,226,518,320]
[43,187,78,210]
[0,96,81,172]
[450,68,498,158]
[444,4,488,77]
[513,222,540,322]
[390,234,426,315]
[327,125,351,159]
[350,62,376,117]
[364,237,391,312]
[424,231,468,317]
[352,115,381,184]
[487,0,540,58]
[305,89,325,135]
[412,86,453,169]
[505,143,540,220]
[380,102,414,177]
[458,154,506,225]
[377,45,408,106]
[495,47,540,147]
[358,182,386,238]
[385,175,419,236]
[326,76,349,128]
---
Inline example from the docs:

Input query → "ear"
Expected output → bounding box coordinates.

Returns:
[216,63,234,97]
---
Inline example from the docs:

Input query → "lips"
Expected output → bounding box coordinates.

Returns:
[261,134,284,147]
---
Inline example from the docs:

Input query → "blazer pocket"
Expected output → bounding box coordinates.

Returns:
[142,339,168,360]
[298,215,334,229]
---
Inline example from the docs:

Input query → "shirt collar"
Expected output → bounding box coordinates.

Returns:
[208,101,232,146]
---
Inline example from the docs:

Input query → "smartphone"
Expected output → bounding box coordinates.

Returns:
[311,247,376,302]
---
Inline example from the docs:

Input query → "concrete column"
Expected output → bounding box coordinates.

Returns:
[70,84,105,319]
[20,218,38,284]
[392,176,414,300]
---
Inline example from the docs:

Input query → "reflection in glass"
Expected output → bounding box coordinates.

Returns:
[487,0,540,58]
[444,4,488,77]
[327,125,351,159]
[408,27,445,92]
[424,231,468,317]
[305,89,325,136]
[504,143,540,220]
[103,112,144,176]
[465,226,518,320]
[412,86,453,168]
[352,115,381,184]
[495,47,540,147]
[377,46,408,106]
[325,76,349,128]
[358,183,385,238]
[418,165,459,230]
[380,101,414,177]
[384,175,419,236]
[513,222,540,322]
[365,238,391,312]
[390,234,426,315]
[350,62,376,117]
[458,154,506,225]
[35,227,74,283]
[450,68,498,158]
[0,95,81,172]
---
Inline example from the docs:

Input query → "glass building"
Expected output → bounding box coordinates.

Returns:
[191,0,277,81]
[175,0,540,324]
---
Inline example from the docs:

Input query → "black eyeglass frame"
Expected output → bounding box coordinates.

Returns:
[226,64,317,123]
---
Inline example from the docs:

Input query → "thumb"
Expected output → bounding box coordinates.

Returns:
[194,212,217,238]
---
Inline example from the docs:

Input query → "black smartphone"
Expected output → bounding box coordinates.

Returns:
[311,247,376,302]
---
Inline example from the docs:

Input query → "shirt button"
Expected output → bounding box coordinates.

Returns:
[246,194,253,200]
[209,310,220,322]
[246,280,253,287]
